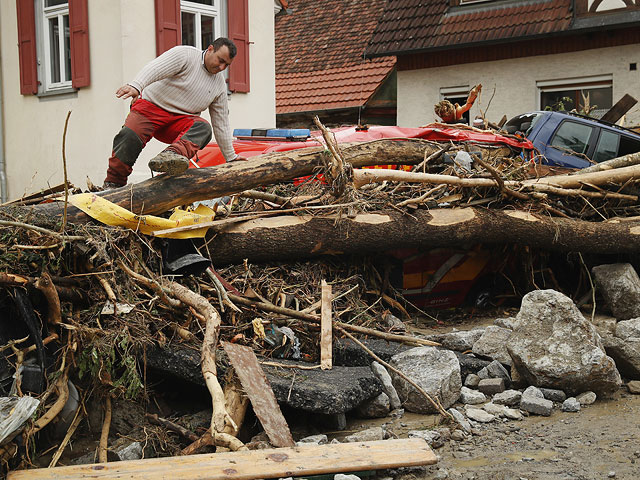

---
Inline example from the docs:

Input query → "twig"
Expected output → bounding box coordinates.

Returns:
[0,220,85,241]
[98,395,112,463]
[578,252,597,322]
[61,110,72,233]
[145,413,198,442]
[49,407,83,467]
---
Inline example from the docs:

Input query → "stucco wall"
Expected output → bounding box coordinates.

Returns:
[0,0,275,199]
[397,44,640,129]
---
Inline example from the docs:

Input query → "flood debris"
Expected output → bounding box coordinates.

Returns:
[1,117,640,477]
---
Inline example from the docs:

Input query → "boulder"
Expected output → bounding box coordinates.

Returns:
[599,319,640,379]
[389,346,462,414]
[507,289,621,395]
[354,392,390,418]
[472,326,514,366]
[459,386,486,405]
[591,263,640,320]
[427,328,485,352]
[370,361,402,410]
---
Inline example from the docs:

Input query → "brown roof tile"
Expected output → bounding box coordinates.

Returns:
[276,0,395,112]
[367,0,573,56]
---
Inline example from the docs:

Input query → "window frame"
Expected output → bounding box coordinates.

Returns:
[549,120,597,157]
[180,0,222,51]
[536,75,613,119]
[39,0,73,93]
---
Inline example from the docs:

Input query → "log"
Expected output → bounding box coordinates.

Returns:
[29,140,438,223]
[204,208,640,265]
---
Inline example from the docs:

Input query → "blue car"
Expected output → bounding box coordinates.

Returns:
[504,111,640,169]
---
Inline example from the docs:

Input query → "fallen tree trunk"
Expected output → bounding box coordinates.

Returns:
[28,140,440,223]
[204,207,640,265]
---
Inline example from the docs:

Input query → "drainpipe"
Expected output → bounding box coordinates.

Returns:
[0,58,6,203]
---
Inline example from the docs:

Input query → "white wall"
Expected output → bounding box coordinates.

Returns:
[397,44,640,129]
[0,0,275,199]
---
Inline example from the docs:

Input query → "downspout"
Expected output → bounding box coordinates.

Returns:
[0,51,6,203]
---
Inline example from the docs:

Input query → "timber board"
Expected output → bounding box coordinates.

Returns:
[7,438,437,480]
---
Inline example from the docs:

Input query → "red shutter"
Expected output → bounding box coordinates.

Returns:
[16,0,38,95]
[69,0,90,89]
[228,0,250,93]
[155,0,181,56]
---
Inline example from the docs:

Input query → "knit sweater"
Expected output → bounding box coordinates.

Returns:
[128,46,236,161]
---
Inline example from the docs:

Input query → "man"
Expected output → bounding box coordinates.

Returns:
[103,37,246,189]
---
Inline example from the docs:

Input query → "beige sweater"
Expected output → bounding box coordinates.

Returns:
[128,46,236,160]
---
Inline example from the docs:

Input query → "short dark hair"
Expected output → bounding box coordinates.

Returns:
[212,37,237,58]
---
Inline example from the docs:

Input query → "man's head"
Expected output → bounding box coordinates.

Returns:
[204,37,237,74]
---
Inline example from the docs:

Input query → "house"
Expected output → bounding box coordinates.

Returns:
[0,0,280,201]
[365,0,640,128]
[275,0,396,129]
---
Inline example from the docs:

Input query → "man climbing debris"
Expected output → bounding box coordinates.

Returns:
[103,37,246,189]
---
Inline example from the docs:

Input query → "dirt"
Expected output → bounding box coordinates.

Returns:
[394,389,639,480]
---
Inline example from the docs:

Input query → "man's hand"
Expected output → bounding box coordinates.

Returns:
[115,84,140,102]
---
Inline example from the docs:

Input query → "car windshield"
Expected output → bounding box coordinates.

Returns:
[504,113,543,136]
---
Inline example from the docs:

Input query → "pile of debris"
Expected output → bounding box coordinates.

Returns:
[1,117,640,477]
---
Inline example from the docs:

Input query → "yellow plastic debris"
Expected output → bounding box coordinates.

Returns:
[69,193,215,239]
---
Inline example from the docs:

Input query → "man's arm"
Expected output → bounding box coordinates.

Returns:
[123,46,189,97]
[208,92,240,162]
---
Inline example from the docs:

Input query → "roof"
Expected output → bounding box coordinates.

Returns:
[275,0,395,114]
[277,57,396,113]
[366,0,573,57]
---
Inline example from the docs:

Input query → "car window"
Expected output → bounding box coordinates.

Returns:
[504,113,542,135]
[550,121,594,155]
[594,129,619,163]
[619,134,640,157]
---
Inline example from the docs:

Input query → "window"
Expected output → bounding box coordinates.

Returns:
[537,76,613,119]
[550,121,594,155]
[440,86,471,125]
[181,0,221,50]
[16,0,90,95]
[41,0,72,91]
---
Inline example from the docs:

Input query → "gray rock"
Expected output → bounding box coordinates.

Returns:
[592,263,640,320]
[408,429,445,449]
[503,407,524,420]
[562,397,581,412]
[381,312,406,333]
[389,346,462,414]
[477,367,490,379]
[115,442,143,461]
[576,391,597,405]
[615,318,640,339]
[482,402,507,417]
[355,392,390,418]
[343,426,385,443]
[297,434,328,445]
[335,475,361,480]
[507,289,621,395]
[371,361,402,410]
[448,408,472,433]
[492,389,522,406]
[464,374,481,388]
[450,429,466,441]
[522,385,544,399]
[520,395,553,416]
[628,380,640,394]
[494,317,516,330]
[464,406,496,423]
[477,378,505,396]
[539,388,567,403]
[429,329,485,352]
[459,386,486,405]
[472,326,514,366]
[600,334,640,379]
[486,360,511,385]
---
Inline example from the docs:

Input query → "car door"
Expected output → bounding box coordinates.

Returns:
[545,120,599,168]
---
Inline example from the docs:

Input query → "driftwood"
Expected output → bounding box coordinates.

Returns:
[205,208,640,265]
[573,151,640,175]
[29,140,441,222]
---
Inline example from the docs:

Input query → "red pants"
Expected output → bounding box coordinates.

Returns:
[105,99,212,186]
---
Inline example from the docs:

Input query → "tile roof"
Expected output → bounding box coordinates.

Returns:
[276,0,395,113]
[277,57,395,113]
[366,0,573,56]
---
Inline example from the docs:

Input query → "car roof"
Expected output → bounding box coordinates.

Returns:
[533,110,640,138]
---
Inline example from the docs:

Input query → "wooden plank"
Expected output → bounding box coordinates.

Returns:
[221,342,295,447]
[320,280,332,370]
[600,94,638,124]
[7,438,436,480]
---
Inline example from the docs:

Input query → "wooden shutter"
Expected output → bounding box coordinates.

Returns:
[228,0,250,93]
[155,0,181,56]
[16,0,38,95]
[70,0,90,89]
